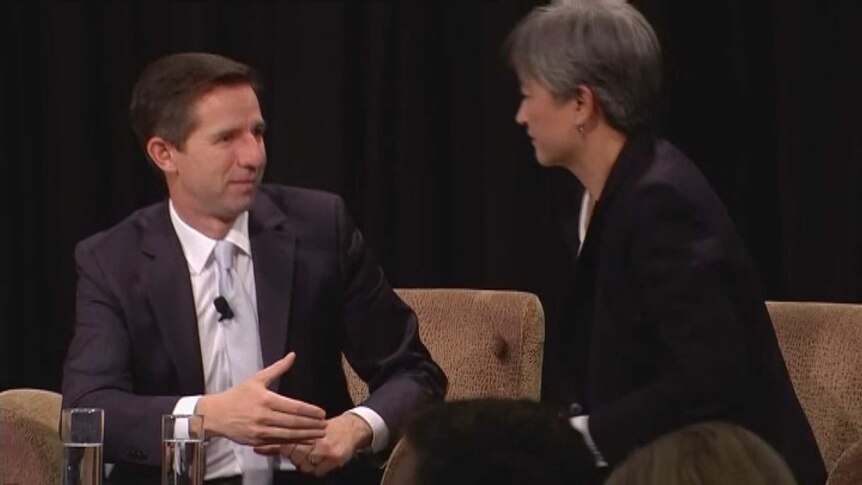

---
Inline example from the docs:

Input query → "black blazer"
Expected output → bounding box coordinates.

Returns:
[557,132,825,484]
[62,185,447,481]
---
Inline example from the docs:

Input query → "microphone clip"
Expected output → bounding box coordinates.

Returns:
[214,296,234,321]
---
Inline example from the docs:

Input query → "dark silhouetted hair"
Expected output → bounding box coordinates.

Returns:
[403,398,597,484]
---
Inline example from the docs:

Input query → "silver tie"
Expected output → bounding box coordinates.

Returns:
[213,240,273,485]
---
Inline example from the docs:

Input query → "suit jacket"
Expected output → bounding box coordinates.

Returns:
[555,131,825,484]
[62,185,447,481]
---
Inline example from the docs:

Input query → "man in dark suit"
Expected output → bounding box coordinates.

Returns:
[62,52,446,484]
[506,1,824,483]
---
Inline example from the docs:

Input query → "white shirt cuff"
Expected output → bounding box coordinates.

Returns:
[569,414,609,467]
[173,395,203,416]
[346,406,389,453]
[168,396,203,441]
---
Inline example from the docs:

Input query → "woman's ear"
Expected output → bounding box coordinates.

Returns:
[572,84,602,132]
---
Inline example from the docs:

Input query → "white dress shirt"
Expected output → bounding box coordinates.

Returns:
[578,190,592,254]
[167,201,388,479]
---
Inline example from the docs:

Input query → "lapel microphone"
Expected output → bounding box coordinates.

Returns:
[214,296,234,321]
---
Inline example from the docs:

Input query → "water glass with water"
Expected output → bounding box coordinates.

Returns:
[61,408,104,485]
[161,414,204,485]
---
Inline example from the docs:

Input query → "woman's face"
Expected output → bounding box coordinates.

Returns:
[515,77,580,167]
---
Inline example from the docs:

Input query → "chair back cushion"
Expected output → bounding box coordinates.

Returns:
[0,388,62,430]
[343,289,545,404]
[827,439,862,485]
[0,389,63,485]
[767,301,862,472]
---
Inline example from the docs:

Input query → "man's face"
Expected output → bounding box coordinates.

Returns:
[515,77,579,167]
[165,83,267,225]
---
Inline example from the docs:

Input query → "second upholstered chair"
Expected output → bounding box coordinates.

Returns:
[341,288,545,485]
[343,288,545,404]
[767,301,862,483]
[0,388,63,485]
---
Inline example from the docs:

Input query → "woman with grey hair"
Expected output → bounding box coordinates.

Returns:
[506,1,825,483]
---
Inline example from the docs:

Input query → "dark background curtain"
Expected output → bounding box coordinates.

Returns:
[2,1,860,398]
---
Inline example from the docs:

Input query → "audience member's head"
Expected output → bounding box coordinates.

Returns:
[604,421,797,485]
[387,398,597,485]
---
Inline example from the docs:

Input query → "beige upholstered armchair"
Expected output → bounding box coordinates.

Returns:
[341,288,545,484]
[343,288,545,404]
[767,301,862,484]
[0,388,63,485]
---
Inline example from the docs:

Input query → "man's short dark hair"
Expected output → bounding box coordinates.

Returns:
[129,52,260,151]
[403,398,597,484]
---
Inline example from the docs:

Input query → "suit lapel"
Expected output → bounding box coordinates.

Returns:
[249,193,296,381]
[140,203,205,394]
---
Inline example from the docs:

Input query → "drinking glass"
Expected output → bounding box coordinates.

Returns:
[161,414,204,485]
[60,408,104,485]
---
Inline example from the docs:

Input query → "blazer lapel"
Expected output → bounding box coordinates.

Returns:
[564,130,656,404]
[249,193,296,381]
[575,129,656,274]
[140,203,205,394]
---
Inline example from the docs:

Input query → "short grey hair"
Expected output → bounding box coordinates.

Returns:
[507,0,662,132]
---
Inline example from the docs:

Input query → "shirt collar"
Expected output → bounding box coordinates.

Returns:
[168,200,252,275]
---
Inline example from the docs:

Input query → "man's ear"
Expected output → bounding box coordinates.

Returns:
[146,136,178,175]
